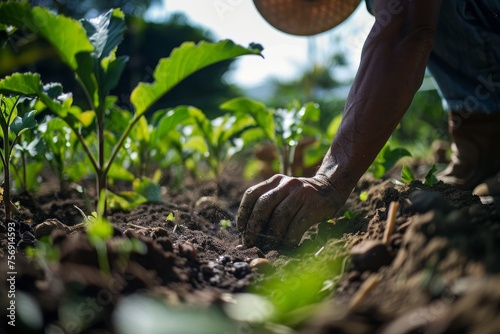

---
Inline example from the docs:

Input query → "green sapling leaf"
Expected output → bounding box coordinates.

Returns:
[0,2,93,70]
[401,164,415,183]
[424,164,438,186]
[11,110,37,135]
[131,40,263,116]
[80,9,125,61]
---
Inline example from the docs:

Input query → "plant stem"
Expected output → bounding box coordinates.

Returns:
[1,121,11,221]
[104,114,142,176]
[96,104,107,214]
[21,151,27,192]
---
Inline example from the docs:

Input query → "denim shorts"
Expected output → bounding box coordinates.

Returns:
[365,0,500,114]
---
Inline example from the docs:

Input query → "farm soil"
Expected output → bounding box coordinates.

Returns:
[1,168,500,334]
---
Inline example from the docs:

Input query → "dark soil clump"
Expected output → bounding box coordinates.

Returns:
[1,171,500,333]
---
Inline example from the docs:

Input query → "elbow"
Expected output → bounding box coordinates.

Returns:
[402,25,436,54]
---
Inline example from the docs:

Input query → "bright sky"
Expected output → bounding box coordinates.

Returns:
[146,1,375,88]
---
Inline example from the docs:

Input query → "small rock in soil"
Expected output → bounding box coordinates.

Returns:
[217,254,233,265]
[178,242,198,262]
[249,258,272,273]
[232,261,251,279]
[350,240,393,272]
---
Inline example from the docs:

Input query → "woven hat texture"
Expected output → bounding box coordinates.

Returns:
[253,0,361,36]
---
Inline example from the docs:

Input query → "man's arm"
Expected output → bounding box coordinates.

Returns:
[317,0,443,196]
[237,0,443,249]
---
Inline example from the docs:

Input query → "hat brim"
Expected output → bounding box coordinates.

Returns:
[254,0,361,36]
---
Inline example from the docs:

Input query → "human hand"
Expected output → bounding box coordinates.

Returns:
[237,173,345,249]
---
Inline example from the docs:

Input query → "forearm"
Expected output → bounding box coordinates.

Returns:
[317,0,442,196]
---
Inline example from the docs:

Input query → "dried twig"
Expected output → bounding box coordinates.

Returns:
[349,273,382,310]
[383,201,399,245]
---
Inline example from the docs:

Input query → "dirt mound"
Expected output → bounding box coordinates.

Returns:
[1,173,500,333]
[305,179,500,334]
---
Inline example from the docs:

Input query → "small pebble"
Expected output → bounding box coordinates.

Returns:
[249,258,272,273]
[350,240,392,272]
[232,261,251,279]
[218,255,233,265]
[150,227,169,239]
[235,244,247,250]
[178,242,198,261]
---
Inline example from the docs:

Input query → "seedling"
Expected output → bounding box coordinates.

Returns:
[11,134,43,193]
[166,211,183,234]
[74,192,114,274]
[424,165,438,186]
[401,164,415,183]
[370,142,412,179]
[0,95,37,221]
[343,210,359,220]
[221,97,321,175]
[219,219,232,229]
[38,116,91,190]
[184,107,257,178]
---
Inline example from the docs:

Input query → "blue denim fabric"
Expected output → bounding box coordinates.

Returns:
[365,0,500,114]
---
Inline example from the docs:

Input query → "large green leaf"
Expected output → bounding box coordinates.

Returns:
[0,73,71,117]
[220,97,275,140]
[11,110,37,135]
[77,9,127,108]
[0,2,93,70]
[101,55,129,94]
[130,40,263,116]
[80,9,125,60]
[0,72,41,96]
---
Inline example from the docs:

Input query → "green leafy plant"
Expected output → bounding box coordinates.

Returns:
[401,163,439,186]
[0,3,262,213]
[183,107,257,177]
[38,115,92,191]
[11,132,44,193]
[424,164,438,186]
[26,236,61,263]
[249,241,349,328]
[369,142,412,179]
[219,219,232,229]
[75,193,114,273]
[401,164,415,183]
[343,210,359,220]
[221,97,321,176]
[0,95,37,220]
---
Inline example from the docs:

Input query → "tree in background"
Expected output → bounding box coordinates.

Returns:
[29,0,161,18]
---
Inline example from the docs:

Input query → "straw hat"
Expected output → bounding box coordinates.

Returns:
[253,0,362,36]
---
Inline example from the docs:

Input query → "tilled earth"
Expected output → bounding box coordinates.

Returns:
[1,170,500,334]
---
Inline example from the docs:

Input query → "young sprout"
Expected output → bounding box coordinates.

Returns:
[0,95,37,221]
[219,219,232,229]
[167,211,182,233]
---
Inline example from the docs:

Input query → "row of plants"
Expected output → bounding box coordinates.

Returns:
[0,2,348,217]
[0,3,418,220]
